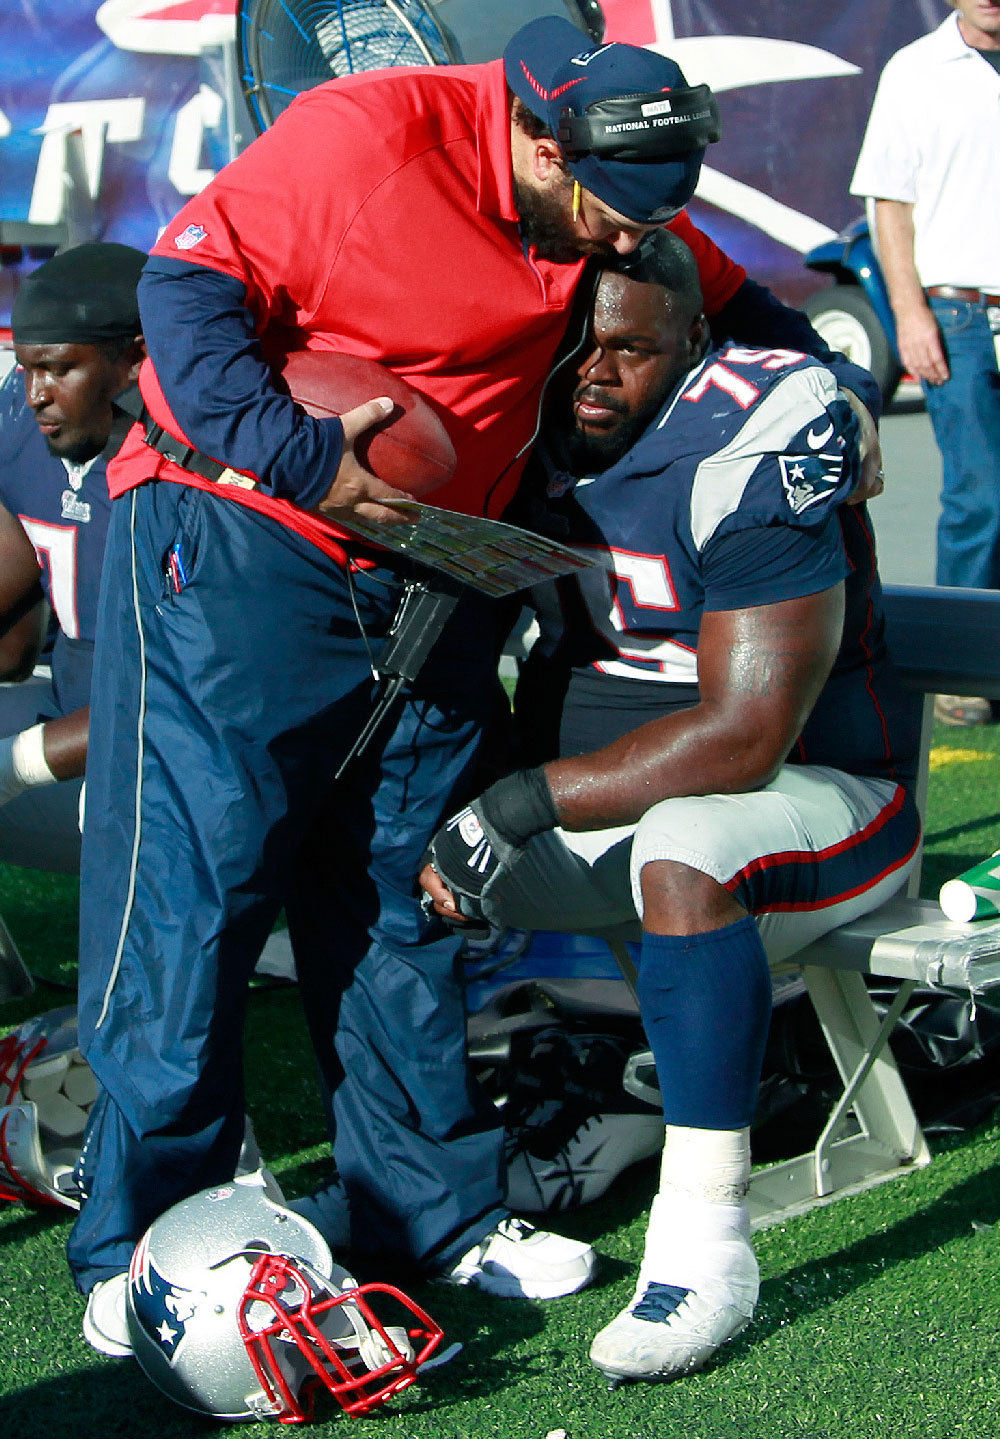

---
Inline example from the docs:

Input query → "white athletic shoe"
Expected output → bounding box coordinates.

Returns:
[440,1216,597,1299]
[82,1272,132,1358]
[589,1231,758,1384]
[506,1112,664,1214]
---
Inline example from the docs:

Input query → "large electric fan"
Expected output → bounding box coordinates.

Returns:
[238,0,604,136]
[238,0,458,134]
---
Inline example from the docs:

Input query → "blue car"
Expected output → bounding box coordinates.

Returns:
[803,215,903,403]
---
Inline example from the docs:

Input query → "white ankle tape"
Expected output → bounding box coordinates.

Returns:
[11,724,57,789]
[658,1125,751,1207]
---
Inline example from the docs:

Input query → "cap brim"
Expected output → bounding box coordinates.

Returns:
[568,149,702,225]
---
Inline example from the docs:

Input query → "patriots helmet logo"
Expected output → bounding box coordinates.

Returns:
[129,1230,202,1360]
[778,451,844,516]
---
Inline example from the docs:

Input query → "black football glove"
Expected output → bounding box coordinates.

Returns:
[425,767,558,927]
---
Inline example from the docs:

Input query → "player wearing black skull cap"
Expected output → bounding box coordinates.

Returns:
[0,244,145,880]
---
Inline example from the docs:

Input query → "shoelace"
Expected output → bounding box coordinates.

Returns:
[501,1030,652,1155]
[631,1281,691,1323]
[493,1216,535,1245]
[458,1216,536,1271]
[504,1102,603,1161]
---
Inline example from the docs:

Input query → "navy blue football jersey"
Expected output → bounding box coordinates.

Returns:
[0,369,113,714]
[522,342,921,786]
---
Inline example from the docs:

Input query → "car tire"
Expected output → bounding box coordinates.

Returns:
[803,284,903,404]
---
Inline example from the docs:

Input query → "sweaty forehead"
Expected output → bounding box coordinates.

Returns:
[14,341,97,367]
[593,272,676,339]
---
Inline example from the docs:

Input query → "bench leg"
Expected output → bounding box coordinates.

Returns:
[748,966,931,1228]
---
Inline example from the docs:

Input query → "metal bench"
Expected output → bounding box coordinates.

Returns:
[0,912,32,1002]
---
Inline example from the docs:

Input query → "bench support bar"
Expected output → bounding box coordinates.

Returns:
[748,966,931,1228]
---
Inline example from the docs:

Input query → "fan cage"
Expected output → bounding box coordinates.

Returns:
[238,0,458,134]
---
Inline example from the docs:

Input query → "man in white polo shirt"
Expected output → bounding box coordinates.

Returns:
[851,0,1000,726]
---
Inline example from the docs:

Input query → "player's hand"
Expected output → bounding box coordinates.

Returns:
[421,769,558,929]
[419,862,469,923]
[840,387,884,504]
[423,802,513,928]
[316,397,414,525]
[894,305,950,386]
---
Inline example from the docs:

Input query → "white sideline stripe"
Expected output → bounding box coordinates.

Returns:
[97,489,147,1029]
[696,166,837,256]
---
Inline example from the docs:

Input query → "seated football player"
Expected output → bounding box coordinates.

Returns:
[420,229,922,1385]
[0,243,147,880]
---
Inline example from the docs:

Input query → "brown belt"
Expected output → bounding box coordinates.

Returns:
[925,285,1000,306]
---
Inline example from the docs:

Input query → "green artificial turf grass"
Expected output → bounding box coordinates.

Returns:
[2,715,1000,1437]
[3,1117,999,1439]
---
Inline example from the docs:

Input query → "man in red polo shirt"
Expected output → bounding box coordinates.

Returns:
[75,17,880,1358]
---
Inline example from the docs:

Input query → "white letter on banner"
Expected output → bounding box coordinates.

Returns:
[28,99,145,224]
[168,84,223,196]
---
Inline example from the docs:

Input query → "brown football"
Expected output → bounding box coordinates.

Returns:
[274,349,456,497]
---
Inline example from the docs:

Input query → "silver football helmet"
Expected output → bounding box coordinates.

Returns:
[0,1007,265,1213]
[126,1170,444,1422]
[0,1005,94,1209]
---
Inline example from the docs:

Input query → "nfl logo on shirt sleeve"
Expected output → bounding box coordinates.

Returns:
[174,224,207,251]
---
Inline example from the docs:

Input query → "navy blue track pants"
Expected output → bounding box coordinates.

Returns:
[69,481,506,1291]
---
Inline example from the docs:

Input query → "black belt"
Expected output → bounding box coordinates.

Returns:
[141,418,257,489]
[925,285,1000,307]
[112,387,257,489]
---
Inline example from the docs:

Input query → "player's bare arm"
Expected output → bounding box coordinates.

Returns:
[33,706,89,780]
[0,500,46,680]
[547,583,845,830]
[421,582,845,921]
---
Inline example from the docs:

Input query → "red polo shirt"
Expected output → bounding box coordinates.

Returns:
[110,59,745,558]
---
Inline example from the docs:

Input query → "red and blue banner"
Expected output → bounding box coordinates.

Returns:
[0,0,951,324]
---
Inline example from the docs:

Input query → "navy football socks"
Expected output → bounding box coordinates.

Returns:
[636,916,772,1129]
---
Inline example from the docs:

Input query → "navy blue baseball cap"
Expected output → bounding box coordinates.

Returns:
[504,16,720,224]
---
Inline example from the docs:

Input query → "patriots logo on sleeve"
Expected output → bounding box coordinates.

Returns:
[777,450,845,516]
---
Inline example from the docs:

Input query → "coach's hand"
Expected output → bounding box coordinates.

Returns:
[421,768,559,928]
[316,397,414,526]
